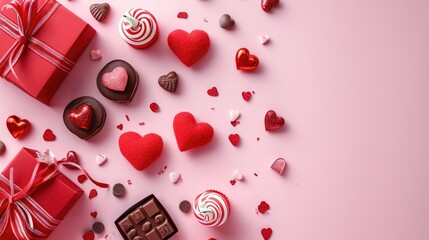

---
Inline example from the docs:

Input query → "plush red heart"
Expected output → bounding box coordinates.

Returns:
[261,228,273,240]
[228,134,240,147]
[43,129,56,141]
[264,110,285,131]
[236,48,259,71]
[67,103,93,130]
[119,131,163,171]
[173,112,214,152]
[168,29,210,67]
[258,201,270,214]
[6,115,31,138]
[261,0,280,12]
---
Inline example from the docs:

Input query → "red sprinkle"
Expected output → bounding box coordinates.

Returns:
[88,189,98,199]
[150,102,160,112]
[228,134,240,147]
[210,107,215,110]
[90,211,97,218]
[242,91,252,101]
[117,124,123,130]
[257,137,260,141]
[157,165,168,175]
[127,179,132,185]
[230,120,240,127]
[177,12,188,19]
[254,173,258,177]
[83,230,95,240]
[258,201,270,214]
[207,87,219,97]
[77,174,87,184]
[252,91,255,94]
[125,115,130,121]
[43,129,56,141]
[139,122,145,126]
[229,180,236,186]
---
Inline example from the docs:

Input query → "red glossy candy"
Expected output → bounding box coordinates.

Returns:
[6,115,31,138]
[43,129,56,141]
[261,0,280,12]
[264,110,285,131]
[228,134,240,147]
[67,103,93,130]
[236,48,259,71]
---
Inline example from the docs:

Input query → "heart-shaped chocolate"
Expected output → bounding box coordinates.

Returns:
[90,3,110,22]
[219,14,235,29]
[63,97,106,140]
[261,0,280,12]
[97,60,139,103]
[173,112,214,151]
[236,48,259,71]
[264,110,285,131]
[158,71,179,92]
[119,131,163,171]
[6,115,31,138]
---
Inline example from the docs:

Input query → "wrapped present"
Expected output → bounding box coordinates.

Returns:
[0,0,95,104]
[0,148,108,239]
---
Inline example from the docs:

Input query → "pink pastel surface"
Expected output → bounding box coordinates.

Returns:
[1,0,429,239]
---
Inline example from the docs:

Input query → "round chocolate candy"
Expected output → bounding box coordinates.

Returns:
[0,141,5,155]
[97,60,139,103]
[113,183,126,197]
[63,97,106,140]
[92,221,105,234]
[179,200,191,213]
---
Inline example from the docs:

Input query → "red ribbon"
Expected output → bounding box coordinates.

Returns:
[0,150,108,239]
[0,0,75,83]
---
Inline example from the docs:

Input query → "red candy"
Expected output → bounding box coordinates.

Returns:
[261,228,273,240]
[236,48,259,71]
[228,134,240,147]
[173,112,214,151]
[117,124,124,130]
[150,102,160,112]
[207,87,219,97]
[90,211,98,218]
[119,131,163,171]
[67,103,93,130]
[6,115,31,138]
[177,12,188,19]
[43,129,56,141]
[168,29,210,67]
[88,189,98,199]
[83,230,95,240]
[77,174,87,184]
[261,0,280,12]
[258,201,270,214]
[242,91,252,101]
[264,110,285,131]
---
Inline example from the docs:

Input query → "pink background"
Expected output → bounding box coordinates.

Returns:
[1,0,429,239]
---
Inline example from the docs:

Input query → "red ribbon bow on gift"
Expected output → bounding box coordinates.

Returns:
[0,0,74,81]
[0,150,108,239]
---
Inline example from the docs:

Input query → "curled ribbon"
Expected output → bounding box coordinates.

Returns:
[0,0,75,83]
[0,149,108,239]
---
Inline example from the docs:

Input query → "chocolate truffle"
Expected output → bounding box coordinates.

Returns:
[63,96,106,140]
[97,60,139,103]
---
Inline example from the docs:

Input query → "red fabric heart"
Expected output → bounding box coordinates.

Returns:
[228,134,240,147]
[242,91,252,101]
[261,0,280,12]
[236,48,259,71]
[173,112,214,151]
[6,115,31,138]
[207,87,219,97]
[168,29,210,67]
[258,201,270,214]
[67,103,93,130]
[43,129,56,141]
[119,131,163,171]
[264,110,285,131]
[261,228,273,240]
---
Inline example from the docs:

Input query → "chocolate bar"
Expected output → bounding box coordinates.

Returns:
[115,194,178,240]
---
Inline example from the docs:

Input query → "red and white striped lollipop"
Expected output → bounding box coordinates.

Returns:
[193,190,230,227]
[119,8,159,49]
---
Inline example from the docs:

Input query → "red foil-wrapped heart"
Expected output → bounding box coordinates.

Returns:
[236,48,259,71]
[261,0,280,12]
[6,115,31,138]
[67,103,93,130]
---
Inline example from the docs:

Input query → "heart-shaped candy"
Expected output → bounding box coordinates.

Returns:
[261,228,273,240]
[101,66,128,92]
[228,134,240,147]
[207,87,219,97]
[95,154,107,166]
[233,170,244,181]
[258,201,270,214]
[90,49,102,60]
[271,158,286,175]
[236,48,259,71]
[90,3,110,22]
[43,129,56,141]
[168,29,210,67]
[170,172,181,183]
[173,112,214,152]
[229,110,240,122]
[261,0,280,12]
[219,14,235,29]
[242,91,252,101]
[158,71,179,93]
[264,110,285,131]
[119,131,163,171]
[6,115,31,138]
[67,103,93,130]
[259,35,270,45]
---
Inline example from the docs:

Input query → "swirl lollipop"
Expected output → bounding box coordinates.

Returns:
[119,8,159,49]
[193,190,230,227]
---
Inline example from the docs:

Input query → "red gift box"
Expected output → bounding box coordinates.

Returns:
[0,148,83,239]
[0,0,95,104]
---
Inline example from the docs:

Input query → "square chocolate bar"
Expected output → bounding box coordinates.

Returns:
[115,195,178,240]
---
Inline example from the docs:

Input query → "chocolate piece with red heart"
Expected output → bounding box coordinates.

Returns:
[63,97,106,140]
[97,60,139,103]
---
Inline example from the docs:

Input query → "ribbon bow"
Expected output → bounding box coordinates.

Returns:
[0,0,74,82]
[0,149,108,239]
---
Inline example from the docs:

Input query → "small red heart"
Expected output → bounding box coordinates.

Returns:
[168,29,210,67]
[83,230,95,240]
[261,0,280,12]
[228,134,240,147]
[101,66,128,92]
[207,87,219,97]
[88,189,98,199]
[261,228,273,240]
[6,115,31,138]
[236,48,259,71]
[150,102,160,112]
[229,179,236,186]
[117,124,123,130]
[258,201,270,214]
[77,174,87,184]
[119,131,163,171]
[90,211,98,218]
[177,11,188,19]
[173,112,214,152]
[43,129,56,141]
[242,91,252,101]
[264,110,285,131]
[67,103,93,130]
